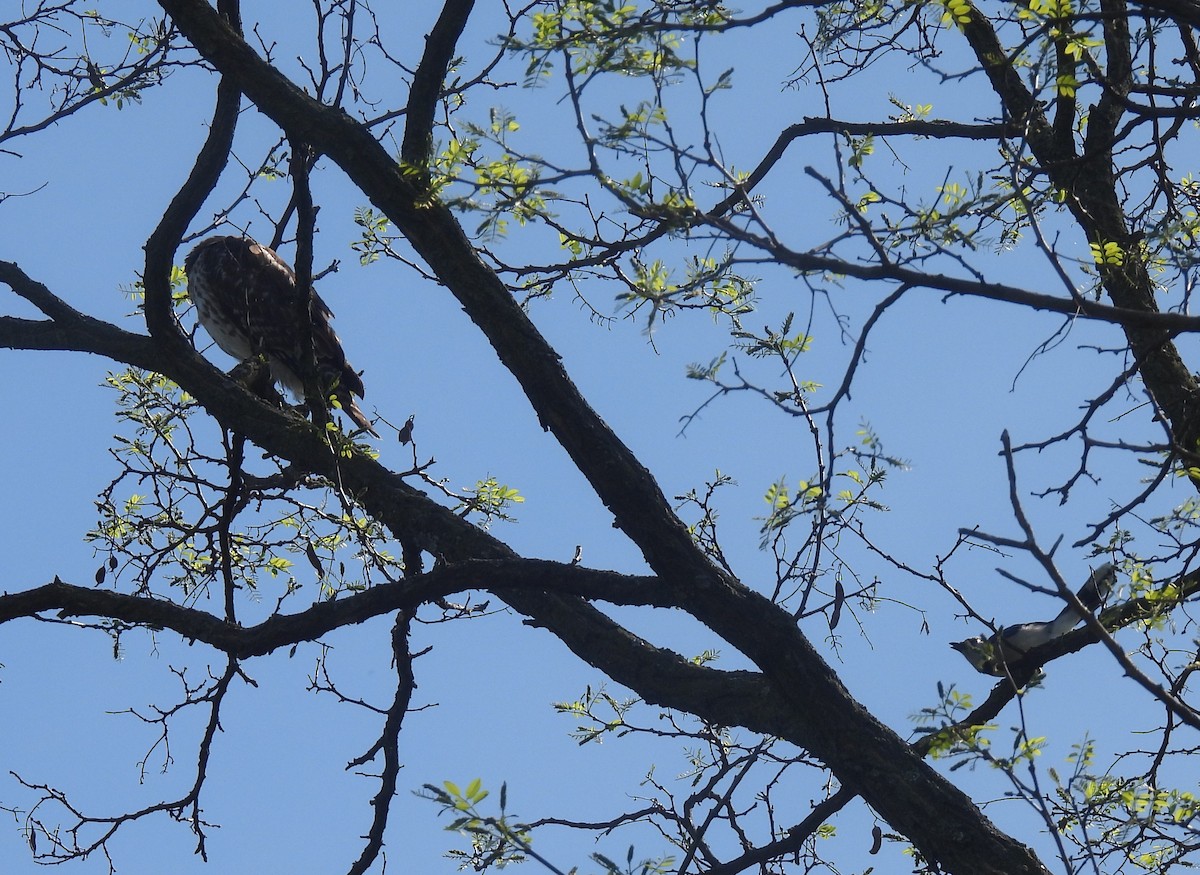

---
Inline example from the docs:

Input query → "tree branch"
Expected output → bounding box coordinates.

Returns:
[701,216,1200,333]
[346,613,416,875]
[401,0,476,168]
[954,0,1200,482]
[0,262,160,368]
[1130,0,1200,26]
[0,560,669,658]
[143,0,242,346]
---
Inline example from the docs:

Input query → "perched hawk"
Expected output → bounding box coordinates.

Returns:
[185,236,377,436]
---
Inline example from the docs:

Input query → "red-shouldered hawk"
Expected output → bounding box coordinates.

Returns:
[185,235,378,436]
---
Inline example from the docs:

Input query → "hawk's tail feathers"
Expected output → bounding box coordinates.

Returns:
[336,390,379,438]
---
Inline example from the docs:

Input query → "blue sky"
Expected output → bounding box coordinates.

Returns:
[0,3,1185,873]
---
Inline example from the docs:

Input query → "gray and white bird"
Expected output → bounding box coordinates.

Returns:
[185,236,377,436]
[951,562,1117,676]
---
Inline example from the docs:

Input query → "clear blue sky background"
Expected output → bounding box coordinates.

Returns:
[0,3,1177,873]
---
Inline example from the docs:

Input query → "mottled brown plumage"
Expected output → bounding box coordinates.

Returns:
[185,236,377,436]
